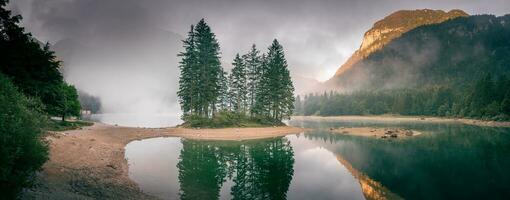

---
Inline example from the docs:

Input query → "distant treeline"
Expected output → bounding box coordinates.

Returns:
[296,74,510,120]
[78,90,102,114]
[177,19,294,126]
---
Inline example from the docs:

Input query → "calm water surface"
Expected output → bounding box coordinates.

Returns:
[125,118,510,200]
[83,113,182,128]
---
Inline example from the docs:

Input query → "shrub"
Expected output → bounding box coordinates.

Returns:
[0,74,48,198]
[181,111,284,128]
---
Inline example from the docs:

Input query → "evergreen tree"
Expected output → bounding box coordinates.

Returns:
[254,40,295,121]
[229,54,248,113]
[253,53,271,117]
[243,44,262,116]
[194,19,223,117]
[177,19,223,118]
[177,25,198,116]
[217,68,230,111]
[0,0,73,117]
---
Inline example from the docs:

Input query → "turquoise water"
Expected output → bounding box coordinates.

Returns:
[125,118,510,200]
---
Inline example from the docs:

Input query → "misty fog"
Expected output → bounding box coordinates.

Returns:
[9,0,510,116]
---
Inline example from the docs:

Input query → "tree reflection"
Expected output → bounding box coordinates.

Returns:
[177,140,228,200]
[177,138,295,200]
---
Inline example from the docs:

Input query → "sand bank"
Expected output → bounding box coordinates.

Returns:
[22,123,304,199]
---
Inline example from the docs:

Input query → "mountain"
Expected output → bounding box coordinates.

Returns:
[330,9,468,82]
[327,13,510,91]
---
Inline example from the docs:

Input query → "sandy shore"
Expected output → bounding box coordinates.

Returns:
[292,115,510,127]
[330,127,422,139]
[22,123,304,199]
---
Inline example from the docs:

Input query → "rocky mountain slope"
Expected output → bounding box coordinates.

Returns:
[327,13,510,91]
[331,9,468,80]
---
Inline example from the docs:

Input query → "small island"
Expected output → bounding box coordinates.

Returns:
[176,19,296,129]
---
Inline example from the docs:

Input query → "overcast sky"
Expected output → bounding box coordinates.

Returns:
[6,0,510,115]
[11,0,510,82]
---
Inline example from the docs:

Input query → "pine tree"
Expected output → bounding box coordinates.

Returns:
[217,68,230,111]
[253,53,271,117]
[254,40,295,121]
[269,39,294,120]
[0,0,72,117]
[178,19,224,118]
[177,25,197,116]
[229,54,248,113]
[194,19,223,117]
[243,44,262,116]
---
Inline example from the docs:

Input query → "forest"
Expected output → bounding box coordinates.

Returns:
[0,0,82,197]
[303,14,510,120]
[329,14,510,91]
[297,74,510,120]
[177,19,295,127]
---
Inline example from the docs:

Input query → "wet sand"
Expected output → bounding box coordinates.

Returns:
[22,123,304,199]
[292,115,510,127]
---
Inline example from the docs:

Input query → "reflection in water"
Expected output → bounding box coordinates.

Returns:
[294,119,510,200]
[335,155,402,200]
[126,118,510,200]
[177,138,294,200]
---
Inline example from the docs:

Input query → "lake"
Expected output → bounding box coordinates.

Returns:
[124,117,510,200]
[82,113,182,128]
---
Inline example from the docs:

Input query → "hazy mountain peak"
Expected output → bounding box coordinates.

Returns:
[331,9,468,79]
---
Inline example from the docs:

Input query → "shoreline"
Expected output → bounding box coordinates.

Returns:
[23,123,304,199]
[292,115,510,127]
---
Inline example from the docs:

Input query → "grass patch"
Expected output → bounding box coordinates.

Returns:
[180,111,285,128]
[44,119,94,131]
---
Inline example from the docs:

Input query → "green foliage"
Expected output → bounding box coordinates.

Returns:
[0,1,81,119]
[253,40,295,121]
[331,15,510,91]
[178,19,223,117]
[243,44,262,117]
[0,73,48,198]
[178,21,295,127]
[0,2,61,116]
[181,111,283,128]
[228,54,248,113]
[53,83,81,121]
[300,74,510,120]
[44,119,93,132]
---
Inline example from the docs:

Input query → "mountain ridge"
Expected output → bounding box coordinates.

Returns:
[326,14,510,91]
[330,9,468,81]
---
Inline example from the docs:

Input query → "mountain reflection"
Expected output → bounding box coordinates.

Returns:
[300,123,510,200]
[177,138,295,200]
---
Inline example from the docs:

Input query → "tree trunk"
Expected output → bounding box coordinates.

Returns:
[61,114,65,122]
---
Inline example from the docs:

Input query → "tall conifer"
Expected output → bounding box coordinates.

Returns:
[177,25,197,115]
[243,44,262,116]
[178,19,223,118]
[229,54,248,113]
[254,39,295,121]
[194,19,222,117]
